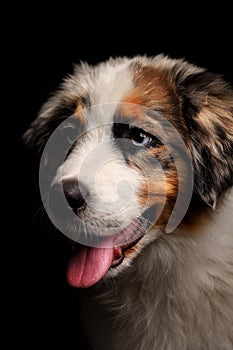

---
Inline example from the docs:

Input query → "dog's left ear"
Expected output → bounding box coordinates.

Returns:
[176,69,233,208]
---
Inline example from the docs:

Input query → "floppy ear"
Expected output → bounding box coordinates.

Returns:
[23,62,88,152]
[177,70,233,208]
[23,94,77,153]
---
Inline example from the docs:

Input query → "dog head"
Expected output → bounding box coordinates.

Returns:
[24,54,233,287]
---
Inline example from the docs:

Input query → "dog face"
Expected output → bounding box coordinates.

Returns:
[24,54,233,287]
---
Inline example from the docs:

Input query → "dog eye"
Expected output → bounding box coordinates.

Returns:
[129,127,154,147]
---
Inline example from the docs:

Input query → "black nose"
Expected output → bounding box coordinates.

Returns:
[62,179,88,211]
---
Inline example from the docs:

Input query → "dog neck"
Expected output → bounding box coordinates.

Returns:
[80,188,233,350]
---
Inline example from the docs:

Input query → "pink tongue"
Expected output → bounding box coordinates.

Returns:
[67,245,114,288]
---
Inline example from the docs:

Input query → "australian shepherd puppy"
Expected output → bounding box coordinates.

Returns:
[24,54,233,350]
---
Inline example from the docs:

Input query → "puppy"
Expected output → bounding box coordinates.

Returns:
[24,54,233,350]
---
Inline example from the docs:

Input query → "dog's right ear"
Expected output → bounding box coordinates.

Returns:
[23,94,78,154]
[22,95,77,153]
[23,61,88,152]
[23,96,81,181]
[23,115,51,153]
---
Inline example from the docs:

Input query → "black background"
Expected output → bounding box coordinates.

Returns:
[13,6,233,349]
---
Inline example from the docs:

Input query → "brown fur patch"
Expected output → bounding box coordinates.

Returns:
[122,65,179,113]
[73,99,85,123]
[124,244,139,258]
[136,148,179,230]
[74,103,83,116]
[119,63,189,151]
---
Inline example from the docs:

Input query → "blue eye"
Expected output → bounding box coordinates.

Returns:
[130,127,153,147]
[112,123,162,149]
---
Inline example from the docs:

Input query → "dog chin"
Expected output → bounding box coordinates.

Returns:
[107,227,162,276]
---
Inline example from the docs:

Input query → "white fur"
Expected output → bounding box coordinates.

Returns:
[54,107,143,235]
[64,58,133,107]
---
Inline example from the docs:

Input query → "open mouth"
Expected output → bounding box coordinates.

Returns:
[110,220,147,267]
[66,207,155,288]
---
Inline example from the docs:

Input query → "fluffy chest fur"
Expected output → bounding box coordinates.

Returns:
[81,190,233,350]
